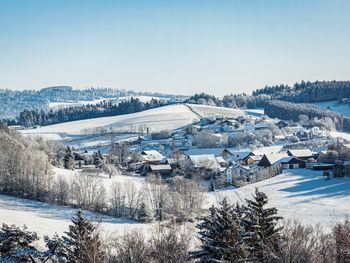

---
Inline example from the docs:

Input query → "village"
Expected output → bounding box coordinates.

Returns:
[62,110,350,191]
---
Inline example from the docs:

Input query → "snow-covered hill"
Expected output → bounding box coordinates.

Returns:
[0,194,151,249]
[206,169,350,230]
[21,104,200,140]
[314,100,350,117]
[187,104,245,118]
[21,104,245,142]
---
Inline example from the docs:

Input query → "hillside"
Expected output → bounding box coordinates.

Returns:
[206,169,350,230]
[21,104,200,139]
[21,104,246,142]
[0,194,151,249]
[315,100,350,117]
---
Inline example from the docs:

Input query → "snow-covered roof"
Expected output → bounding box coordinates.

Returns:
[184,148,225,156]
[141,150,164,162]
[263,153,289,165]
[149,164,172,171]
[189,154,220,170]
[287,149,313,158]
[215,156,226,164]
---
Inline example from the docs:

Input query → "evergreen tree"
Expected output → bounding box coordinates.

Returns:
[45,210,106,263]
[0,223,41,261]
[242,188,283,263]
[64,146,75,170]
[193,198,247,262]
[138,202,152,223]
[94,149,104,168]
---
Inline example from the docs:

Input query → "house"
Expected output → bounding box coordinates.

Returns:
[74,153,86,168]
[226,164,258,184]
[255,121,272,130]
[149,164,173,176]
[244,155,262,165]
[257,153,289,167]
[215,156,226,167]
[280,156,306,169]
[296,130,312,141]
[287,149,315,160]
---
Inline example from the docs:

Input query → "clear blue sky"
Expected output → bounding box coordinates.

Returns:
[0,0,349,96]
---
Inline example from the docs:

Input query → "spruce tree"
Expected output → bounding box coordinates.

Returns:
[194,198,247,262]
[45,210,106,263]
[242,188,283,263]
[138,202,152,223]
[0,224,41,261]
[64,146,75,170]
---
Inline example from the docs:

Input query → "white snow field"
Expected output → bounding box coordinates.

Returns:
[21,104,200,140]
[0,194,152,249]
[315,100,350,117]
[187,104,246,118]
[206,169,350,230]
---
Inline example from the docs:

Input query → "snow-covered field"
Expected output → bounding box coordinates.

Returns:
[187,104,245,118]
[21,104,200,140]
[1,167,350,249]
[206,169,350,230]
[0,194,152,249]
[315,100,350,117]
[245,109,264,117]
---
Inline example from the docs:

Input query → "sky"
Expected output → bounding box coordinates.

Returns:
[0,0,349,96]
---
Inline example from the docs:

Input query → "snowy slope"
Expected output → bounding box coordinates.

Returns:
[187,104,245,118]
[206,169,350,230]
[314,100,350,117]
[0,194,152,249]
[21,104,200,140]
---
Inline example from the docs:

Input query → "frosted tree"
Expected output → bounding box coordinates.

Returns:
[45,210,106,263]
[242,188,283,262]
[193,198,247,262]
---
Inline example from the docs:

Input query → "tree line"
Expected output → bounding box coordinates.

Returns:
[187,80,350,109]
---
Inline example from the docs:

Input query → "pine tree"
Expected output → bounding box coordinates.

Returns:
[193,198,247,262]
[242,188,283,263]
[45,210,106,263]
[64,146,75,170]
[138,202,152,223]
[0,223,41,261]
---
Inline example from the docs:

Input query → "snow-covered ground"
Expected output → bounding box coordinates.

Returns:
[315,100,350,117]
[21,104,200,140]
[53,167,146,199]
[0,194,152,249]
[187,104,245,118]
[206,169,350,230]
[245,109,264,117]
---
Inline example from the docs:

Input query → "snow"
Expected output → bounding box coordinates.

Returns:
[206,169,350,230]
[315,100,350,117]
[245,109,265,117]
[329,131,350,142]
[53,167,147,200]
[187,104,245,118]
[0,194,152,249]
[21,104,200,140]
